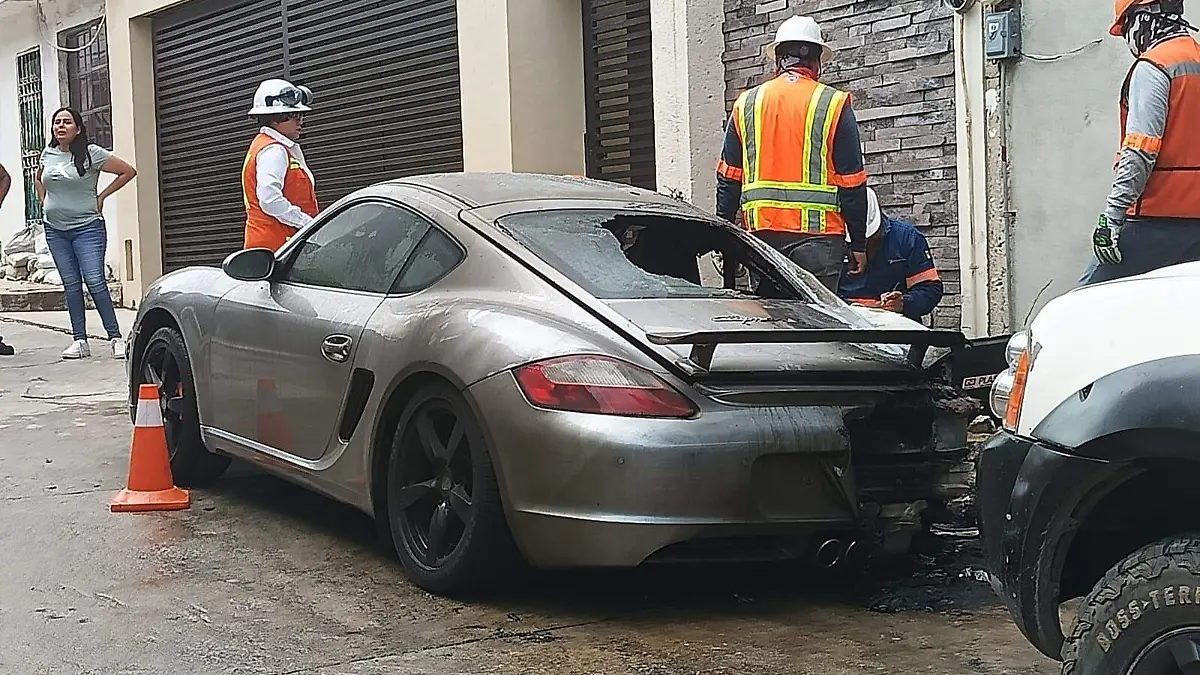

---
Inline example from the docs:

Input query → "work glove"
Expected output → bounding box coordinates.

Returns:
[1093,214,1123,266]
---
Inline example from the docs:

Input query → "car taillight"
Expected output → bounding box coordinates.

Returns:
[514,355,696,419]
[1004,350,1031,431]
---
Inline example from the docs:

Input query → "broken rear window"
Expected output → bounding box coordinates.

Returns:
[497,209,817,302]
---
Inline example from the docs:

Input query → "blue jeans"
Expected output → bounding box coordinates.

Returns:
[44,219,122,341]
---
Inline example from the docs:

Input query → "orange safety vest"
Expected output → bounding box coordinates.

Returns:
[730,71,866,236]
[1119,36,1200,220]
[242,132,319,251]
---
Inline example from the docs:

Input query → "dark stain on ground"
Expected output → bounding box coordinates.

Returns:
[201,462,999,621]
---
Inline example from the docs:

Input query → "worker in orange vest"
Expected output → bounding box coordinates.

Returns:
[716,15,870,294]
[242,79,319,252]
[1082,0,1200,285]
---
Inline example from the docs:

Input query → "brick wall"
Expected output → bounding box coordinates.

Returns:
[722,0,961,328]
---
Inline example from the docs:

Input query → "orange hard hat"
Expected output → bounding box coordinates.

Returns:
[1111,0,1158,36]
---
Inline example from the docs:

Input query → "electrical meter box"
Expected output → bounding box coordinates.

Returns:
[985,9,1021,60]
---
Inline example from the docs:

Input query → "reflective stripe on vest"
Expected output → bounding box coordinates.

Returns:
[736,77,848,235]
[1119,36,1200,220]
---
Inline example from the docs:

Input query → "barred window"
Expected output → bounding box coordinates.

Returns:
[17,48,44,226]
[59,19,112,150]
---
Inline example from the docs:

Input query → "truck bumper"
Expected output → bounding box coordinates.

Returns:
[977,429,1113,660]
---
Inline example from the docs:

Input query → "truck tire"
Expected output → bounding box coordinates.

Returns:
[1062,534,1200,675]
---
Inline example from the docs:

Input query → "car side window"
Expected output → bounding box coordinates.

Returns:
[286,201,431,293]
[390,227,465,295]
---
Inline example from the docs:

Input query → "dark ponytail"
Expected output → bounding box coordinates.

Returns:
[47,108,92,177]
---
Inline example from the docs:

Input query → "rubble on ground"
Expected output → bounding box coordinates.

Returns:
[1,224,115,287]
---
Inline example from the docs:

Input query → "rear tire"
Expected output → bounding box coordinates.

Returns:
[384,381,526,597]
[137,327,231,487]
[1061,534,1200,675]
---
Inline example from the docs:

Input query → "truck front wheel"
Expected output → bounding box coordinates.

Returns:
[1062,535,1200,675]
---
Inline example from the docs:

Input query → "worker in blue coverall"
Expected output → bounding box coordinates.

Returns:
[838,188,944,322]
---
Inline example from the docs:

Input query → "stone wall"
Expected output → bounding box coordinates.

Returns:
[722,0,961,328]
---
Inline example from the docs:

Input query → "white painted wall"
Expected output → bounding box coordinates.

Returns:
[954,5,987,338]
[457,0,586,176]
[0,0,118,271]
[650,0,726,211]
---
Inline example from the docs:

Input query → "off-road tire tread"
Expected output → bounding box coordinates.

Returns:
[144,327,231,487]
[388,382,528,598]
[1061,533,1200,675]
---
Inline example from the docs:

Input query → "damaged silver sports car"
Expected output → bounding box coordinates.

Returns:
[126,172,1000,597]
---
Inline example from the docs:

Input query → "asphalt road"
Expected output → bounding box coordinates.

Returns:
[0,319,1058,675]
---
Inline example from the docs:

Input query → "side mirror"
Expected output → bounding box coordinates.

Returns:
[222,248,276,282]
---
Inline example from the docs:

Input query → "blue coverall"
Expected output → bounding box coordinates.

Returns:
[837,215,944,322]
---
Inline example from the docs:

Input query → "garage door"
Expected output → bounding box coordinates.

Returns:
[582,0,656,190]
[153,0,463,272]
[154,0,284,271]
[287,0,463,205]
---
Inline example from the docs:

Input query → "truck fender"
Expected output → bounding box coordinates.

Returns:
[1032,354,1200,460]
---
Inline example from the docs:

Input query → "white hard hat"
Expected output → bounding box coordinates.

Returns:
[846,187,883,243]
[248,78,313,116]
[767,16,834,64]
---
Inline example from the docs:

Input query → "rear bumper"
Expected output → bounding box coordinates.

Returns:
[977,430,1111,660]
[468,371,969,569]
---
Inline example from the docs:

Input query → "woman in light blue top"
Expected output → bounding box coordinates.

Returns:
[36,108,137,361]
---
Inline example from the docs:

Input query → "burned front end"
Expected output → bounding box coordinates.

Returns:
[842,381,980,557]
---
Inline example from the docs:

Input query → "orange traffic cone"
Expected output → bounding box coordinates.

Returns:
[110,384,191,513]
[256,378,293,452]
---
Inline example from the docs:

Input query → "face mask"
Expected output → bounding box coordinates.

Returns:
[1124,7,1191,57]
[1126,31,1142,56]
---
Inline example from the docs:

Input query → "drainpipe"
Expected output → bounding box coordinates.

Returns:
[953,3,990,338]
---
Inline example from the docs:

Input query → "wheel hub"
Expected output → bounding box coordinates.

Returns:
[1128,627,1200,675]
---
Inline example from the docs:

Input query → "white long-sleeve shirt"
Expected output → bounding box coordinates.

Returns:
[1107,61,1172,223]
[255,126,316,230]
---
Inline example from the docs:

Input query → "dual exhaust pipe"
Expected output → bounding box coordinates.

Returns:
[812,537,861,569]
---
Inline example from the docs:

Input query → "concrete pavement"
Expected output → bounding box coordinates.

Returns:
[0,319,1057,675]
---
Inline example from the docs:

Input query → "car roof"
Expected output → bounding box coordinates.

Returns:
[383,172,691,210]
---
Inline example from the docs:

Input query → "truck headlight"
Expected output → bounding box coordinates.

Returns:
[1005,331,1028,369]
[990,368,1015,419]
[990,331,1031,427]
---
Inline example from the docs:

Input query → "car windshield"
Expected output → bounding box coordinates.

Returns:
[496,209,848,306]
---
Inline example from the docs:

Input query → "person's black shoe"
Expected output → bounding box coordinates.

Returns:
[0,338,14,356]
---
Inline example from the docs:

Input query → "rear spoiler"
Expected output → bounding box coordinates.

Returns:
[646,329,967,372]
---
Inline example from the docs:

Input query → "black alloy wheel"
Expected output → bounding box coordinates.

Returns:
[395,399,475,567]
[1127,629,1200,675]
[384,381,526,597]
[141,338,188,459]
[135,327,230,487]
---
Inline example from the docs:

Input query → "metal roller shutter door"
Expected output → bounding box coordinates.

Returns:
[288,0,464,206]
[153,0,463,272]
[582,0,656,190]
[154,0,284,271]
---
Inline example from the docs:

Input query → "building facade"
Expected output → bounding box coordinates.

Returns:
[0,0,117,271]
[8,0,1159,338]
[724,0,966,330]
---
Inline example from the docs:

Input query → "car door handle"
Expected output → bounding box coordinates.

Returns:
[321,335,354,363]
